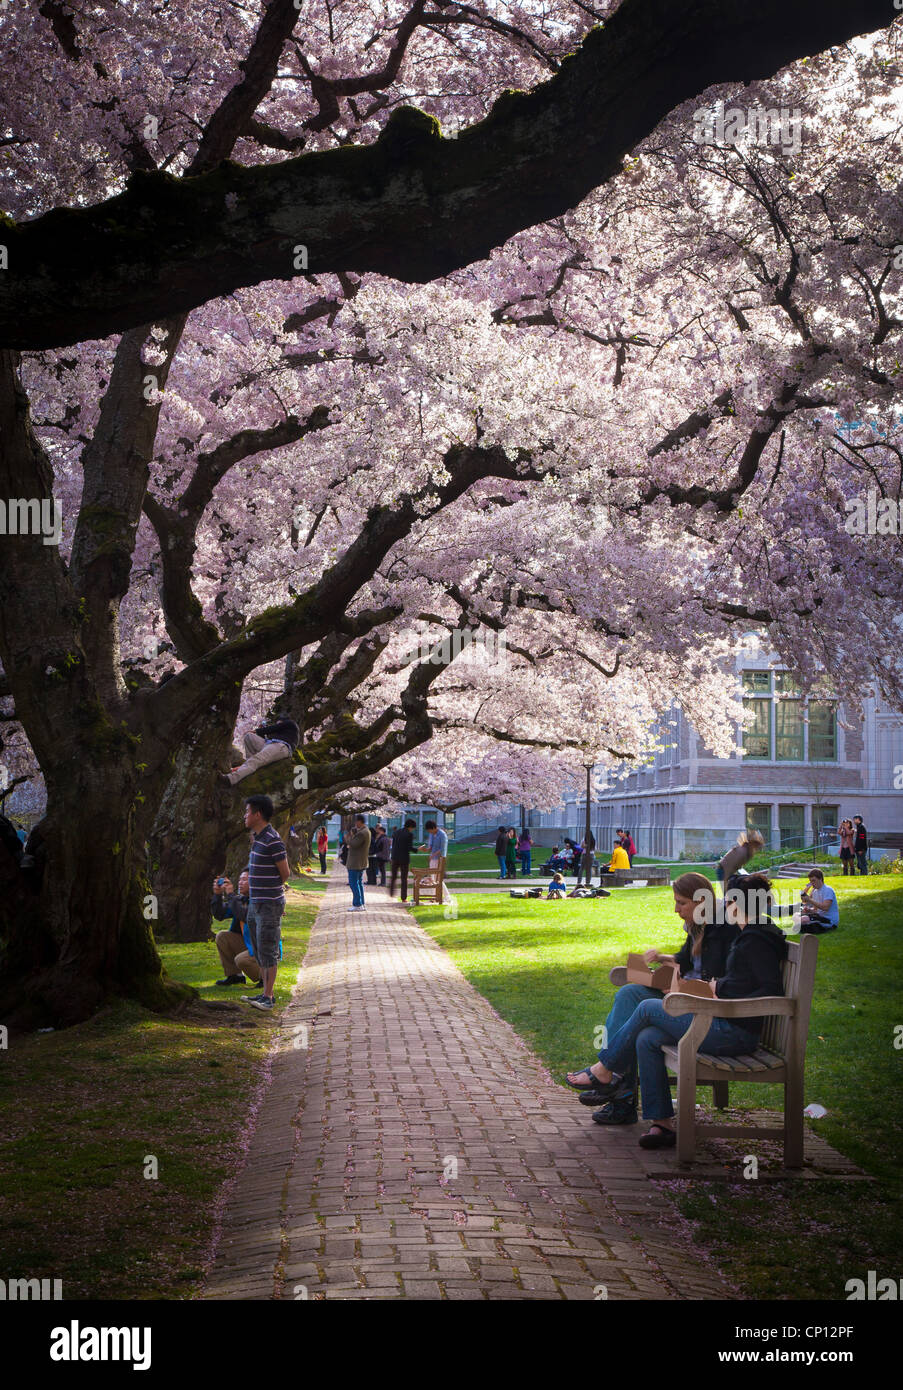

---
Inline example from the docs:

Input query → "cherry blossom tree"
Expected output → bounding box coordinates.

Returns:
[0,0,901,1026]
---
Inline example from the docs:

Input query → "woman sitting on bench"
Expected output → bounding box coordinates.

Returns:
[565,873,735,1124]
[566,873,787,1148]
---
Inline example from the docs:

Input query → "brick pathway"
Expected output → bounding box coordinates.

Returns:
[202,874,730,1301]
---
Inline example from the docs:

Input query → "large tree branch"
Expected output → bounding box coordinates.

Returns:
[2,0,891,348]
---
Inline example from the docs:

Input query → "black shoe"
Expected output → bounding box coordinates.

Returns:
[591,1098,638,1125]
[638,1125,677,1149]
[214,974,246,986]
[579,1077,633,1106]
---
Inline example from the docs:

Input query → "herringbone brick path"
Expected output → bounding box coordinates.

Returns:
[203,874,728,1300]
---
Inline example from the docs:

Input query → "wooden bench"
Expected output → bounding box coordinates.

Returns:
[608,933,818,1165]
[411,856,447,905]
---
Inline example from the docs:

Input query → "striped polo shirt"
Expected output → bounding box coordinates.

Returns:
[248,823,287,904]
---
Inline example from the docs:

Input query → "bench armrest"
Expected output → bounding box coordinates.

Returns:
[609,967,628,986]
[662,992,795,1019]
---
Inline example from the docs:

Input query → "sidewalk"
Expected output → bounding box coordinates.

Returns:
[202,873,729,1300]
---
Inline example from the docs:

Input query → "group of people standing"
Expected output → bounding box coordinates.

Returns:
[338,815,448,910]
[838,816,869,875]
[494,826,533,878]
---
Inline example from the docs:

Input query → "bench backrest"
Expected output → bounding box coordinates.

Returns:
[760,933,818,1059]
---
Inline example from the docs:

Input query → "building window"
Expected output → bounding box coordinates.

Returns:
[742,670,772,694]
[742,697,771,759]
[775,698,803,760]
[778,804,805,851]
[812,805,839,844]
[808,703,837,761]
[746,804,772,847]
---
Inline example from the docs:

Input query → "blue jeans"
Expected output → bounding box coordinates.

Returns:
[519,851,531,875]
[348,869,365,906]
[599,997,759,1121]
[594,983,663,1095]
[497,855,508,878]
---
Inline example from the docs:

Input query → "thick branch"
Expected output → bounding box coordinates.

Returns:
[2,0,891,348]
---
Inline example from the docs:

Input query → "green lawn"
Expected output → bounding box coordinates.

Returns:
[412,874,903,1299]
[0,882,318,1299]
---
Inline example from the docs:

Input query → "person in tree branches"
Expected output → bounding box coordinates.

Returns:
[224,715,300,786]
[565,873,737,1125]
[238,795,290,1011]
[211,869,263,987]
[565,874,786,1148]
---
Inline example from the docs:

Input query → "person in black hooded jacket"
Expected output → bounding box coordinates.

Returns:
[569,873,787,1150]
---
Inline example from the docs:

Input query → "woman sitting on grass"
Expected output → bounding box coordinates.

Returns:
[565,872,736,1123]
[566,874,787,1148]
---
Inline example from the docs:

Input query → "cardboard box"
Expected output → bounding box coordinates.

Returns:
[625,954,676,990]
[624,954,714,997]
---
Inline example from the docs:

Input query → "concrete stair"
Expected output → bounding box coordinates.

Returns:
[772,861,831,879]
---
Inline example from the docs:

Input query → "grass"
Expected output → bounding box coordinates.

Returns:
[0,881,318,1299]
[412,874,903,1300]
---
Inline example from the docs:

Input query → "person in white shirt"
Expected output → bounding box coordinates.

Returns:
[420,820,448,867]
[798,870,839,933]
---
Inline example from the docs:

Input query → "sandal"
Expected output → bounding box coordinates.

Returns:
[638,1125,677,1149]
[565,1067,605,1091]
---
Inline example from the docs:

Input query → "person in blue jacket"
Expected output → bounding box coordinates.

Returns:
[211,868,282,985]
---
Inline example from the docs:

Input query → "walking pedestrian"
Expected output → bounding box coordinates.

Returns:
[346,815,371,911]
[316,825,329,874]
[389,818,417,901]
[238,795,289,1012]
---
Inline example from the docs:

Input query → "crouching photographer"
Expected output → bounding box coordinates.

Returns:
[211,870,261,987]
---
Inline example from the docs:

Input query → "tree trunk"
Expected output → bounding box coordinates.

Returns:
[147,695,242,942]
[0,769,190,1031]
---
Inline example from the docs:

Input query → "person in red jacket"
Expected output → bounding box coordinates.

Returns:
[617,828,636,865]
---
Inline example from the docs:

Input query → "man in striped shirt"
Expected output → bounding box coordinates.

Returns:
[240,794,289,1012]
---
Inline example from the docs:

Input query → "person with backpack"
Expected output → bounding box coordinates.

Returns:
[853,816,869,875]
